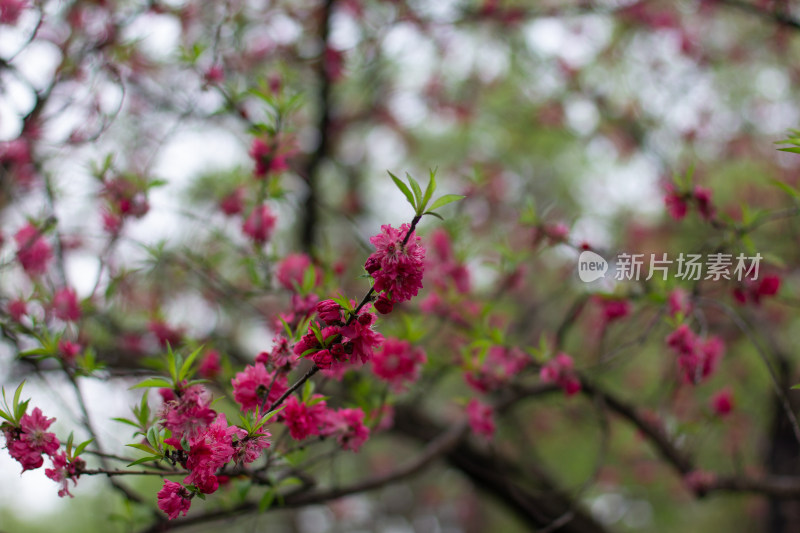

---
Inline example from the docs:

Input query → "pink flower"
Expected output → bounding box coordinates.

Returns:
[249,138,287,177]
[539,353,581,396]
[293,324,345,369]
[157,480,192,519]
[665,325,724,384]
[242,205,276,244]
[204,65,224,85]
[45,452,84,498]
[371,338,426,392]
[664,184,688,220]
[219,187,244,216]
[693,186,715,220]
[160,384,217,441]
[183,414,238,494]
[282,395,328,440]
[465,346,529,393]
[322,408,370,452]
[427,229,471,294]
[710,388,734,417]
[276,293,320,331]
[14,223,52,277]
[0,0,27,25]
[758,275,781,298]
[4,407,60,472]
[231,364,288,412]
[340,311,384,364]
[198,350,222,379]
[101,209,123,234]
[19,408,60,456]
[256,335,297,371]
[544,223,569,243]
[373,293,394,314]
[276,253,313,291]
[316,299,343,324]
[596,297,630,323]
[668,288,692,317]
[466,398,495,439]
[234,432,271,464]
[148,320,184,348]
[735,274,781,305]
[52,287,81,322]
[365,224,426,303]
[58,340,81,363]
[7,298,27,322]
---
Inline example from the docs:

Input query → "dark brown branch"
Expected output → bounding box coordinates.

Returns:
[300,0,336,252]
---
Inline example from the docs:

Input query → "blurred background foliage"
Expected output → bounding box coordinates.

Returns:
[3,0,800,532]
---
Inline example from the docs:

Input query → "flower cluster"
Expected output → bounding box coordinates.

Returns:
[282,395,329,440]
[466,398,496,439]
[157,480,192,520]
[231,364,289,413]
[371,338,427,392]
[160,384,217,440]
[99,176,150,234]
[157,387,274,516]
[665,324,724,384]
[3,407,60,472]
[365,223,426,305]
[732,274,781,306]
[52,287,81,322]
[2,405,84,498]
[539,353,581,396]
[664,184,715,221]
[464,346,528,393]
[242,205,277,244]
[293,301,384,371]
[45,452,85,498]
[14,223,52,277]
[249,137,288,178]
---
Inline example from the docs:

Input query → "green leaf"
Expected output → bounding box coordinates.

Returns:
[407,173,423,210]
[74,438,94,457]
[14,399,29,422]
[166,345,179,383]
[388,171,416,210]
[259,489,276,512]
[18,348,55,358]
[126,443,157,454]
[778,147,800,154]
[127,455,163,467]
[792,383,800,390]
[429,194,465,211]
[130,377,173,390]
[254,404,285,431]
[771,179,800,200]
[422,211,444,220]
[12,381,25,412]
[112,417,141,429]
[178,345,205,382]
[422,168,437,211]
[146,426,159,449]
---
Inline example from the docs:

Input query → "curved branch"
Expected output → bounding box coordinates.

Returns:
[138,420,468,533]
